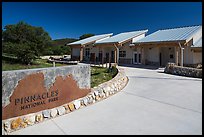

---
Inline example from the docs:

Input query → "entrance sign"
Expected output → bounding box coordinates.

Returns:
[2,65,91,120]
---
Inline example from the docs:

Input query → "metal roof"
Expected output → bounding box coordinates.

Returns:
[134,25,202,44]
[95,30,148,44]
[67,33,113,46]
[192,37,202,48]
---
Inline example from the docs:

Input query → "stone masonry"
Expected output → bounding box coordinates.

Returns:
[164,63,202,78]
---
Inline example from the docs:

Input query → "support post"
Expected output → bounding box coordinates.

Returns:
[80,46,84,62]
[114,44,119,65]
[136,47,139,64]
[178,42,184,67]
[175,46,179,65]
[141,47,145,65]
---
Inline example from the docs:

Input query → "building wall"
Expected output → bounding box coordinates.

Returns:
[119,44,134,64]
[90,46,99,57]
[147,46,159,63]
[183,26,202,65]
[120,42,134,59]
[72,48,80,57]
[160,46,175,66]
[193,50,202,64]
[183,45,194,64]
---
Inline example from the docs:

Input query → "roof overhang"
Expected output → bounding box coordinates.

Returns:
[94,42,119,46]
[67,41,96,47]
[94,30,148,46]
[119,32,147,45]
[134,40,186,46]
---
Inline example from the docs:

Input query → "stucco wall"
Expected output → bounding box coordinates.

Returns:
[90,46,99,58]
[72,48,80,56]
[147,47,159,62]
[184,46,193,64]
[119,45,133,59]
[193,51,202,64]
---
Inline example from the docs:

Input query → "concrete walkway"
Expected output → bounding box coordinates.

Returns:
[9,65,202,135]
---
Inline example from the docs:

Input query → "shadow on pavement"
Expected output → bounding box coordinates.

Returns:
[118,64,161,70]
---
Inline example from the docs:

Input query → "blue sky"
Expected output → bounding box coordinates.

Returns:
[2,2,202,40]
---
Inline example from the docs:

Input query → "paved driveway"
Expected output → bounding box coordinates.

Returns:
[10,65,202,135]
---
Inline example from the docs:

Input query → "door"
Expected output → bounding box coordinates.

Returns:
[98,52,103,63]
[105,53,109,63]
[133,52,141,64]
[111,51,115,63]
[90,53,95,62]
[159,52,162,66]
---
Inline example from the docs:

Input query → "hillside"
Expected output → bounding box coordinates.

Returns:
[51,38,78,46]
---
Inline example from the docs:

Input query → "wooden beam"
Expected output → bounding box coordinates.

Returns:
[175,46,178,65]
[135,41,186,47]
[114,48,117,64]
[80,47,83,61]
[95,43,116,48]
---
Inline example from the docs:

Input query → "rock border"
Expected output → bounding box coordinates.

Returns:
[2,67,128,135]
[164,63,202,78]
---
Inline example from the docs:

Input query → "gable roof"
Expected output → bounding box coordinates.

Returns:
[95,30,148,44]
[134,25,202,44]
[67,33,113,46]
[192,37,202,48]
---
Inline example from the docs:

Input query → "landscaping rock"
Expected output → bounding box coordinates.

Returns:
[94,91,99,96]
[74,100,81,109]
[20,122,27,128]
[24,114,35,125]
[2,128,5,135]
[11,118,22,130]
[57,106,66,115]
[4,121,11,132]
[88,96,93,104]
[50,108,58,118]
[95,95,100,101]
[63,105,71,113]
[106,86,111,92]
[42,110,51,118]
[82,97,88,106]
[68,103,75,111]
[35,114,43,122]
[105,91,109,97]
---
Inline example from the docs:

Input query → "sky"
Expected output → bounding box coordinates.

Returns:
[2,2,202,40]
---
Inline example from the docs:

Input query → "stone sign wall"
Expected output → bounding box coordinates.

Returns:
[2,65,91,120]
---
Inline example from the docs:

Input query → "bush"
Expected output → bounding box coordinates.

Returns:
[2,21,51,64]
[15,43,36,64]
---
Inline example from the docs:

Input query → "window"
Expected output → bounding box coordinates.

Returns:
[85,48,90,57]
[119,51,126,57]
[170,54,174,59]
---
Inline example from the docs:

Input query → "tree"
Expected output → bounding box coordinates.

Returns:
[2,21,52,64]
[79,33,95,40]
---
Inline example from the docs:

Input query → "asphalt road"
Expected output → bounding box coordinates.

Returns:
[9,65,202,135]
